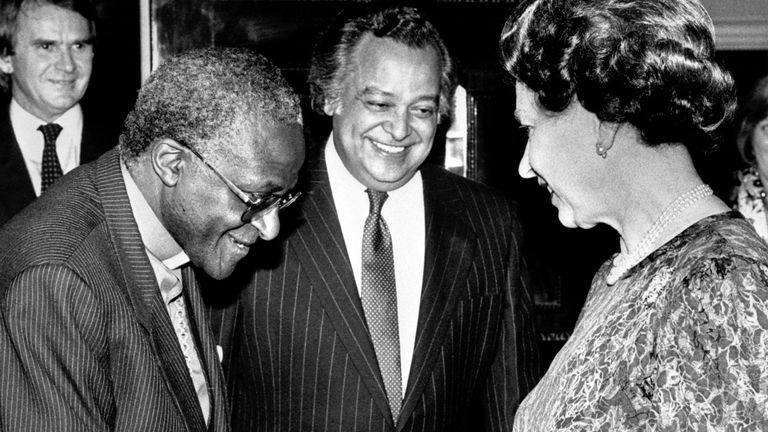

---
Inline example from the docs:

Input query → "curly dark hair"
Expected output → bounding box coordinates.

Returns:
[500,0,736,151]
[308,5,455,124]
[119,47,302,164]
[0,0,97,92]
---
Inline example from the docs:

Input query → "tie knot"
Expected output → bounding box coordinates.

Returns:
[38,123,63,143]
[366,189,388,216]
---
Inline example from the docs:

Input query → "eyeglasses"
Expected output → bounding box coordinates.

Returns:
[174,139,301,223]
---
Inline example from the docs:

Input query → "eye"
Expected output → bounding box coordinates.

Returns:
[364,100,393,112]
[411,106,437,119]
[36,42,52,50]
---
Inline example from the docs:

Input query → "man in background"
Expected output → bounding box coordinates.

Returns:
[0,48,305,431]
[217,6,539,431]
[0,0,115,225]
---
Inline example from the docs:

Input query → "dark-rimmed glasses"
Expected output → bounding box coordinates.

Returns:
[174,139,301,223]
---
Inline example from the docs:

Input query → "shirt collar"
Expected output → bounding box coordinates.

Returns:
[120,160,189,270]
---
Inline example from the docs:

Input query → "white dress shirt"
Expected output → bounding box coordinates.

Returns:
[325,137,426,396]
[9,99,84,196]
[121,162,211,425]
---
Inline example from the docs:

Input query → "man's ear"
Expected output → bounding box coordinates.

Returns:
[323,98,341,116]
[150,138,186,187]
[0,54,14,75]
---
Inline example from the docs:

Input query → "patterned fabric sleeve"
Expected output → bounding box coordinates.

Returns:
[652,255,768,430]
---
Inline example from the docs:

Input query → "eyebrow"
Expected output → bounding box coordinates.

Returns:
[358,86,390,98]
[30,37,94,45]
[358,86,439,104]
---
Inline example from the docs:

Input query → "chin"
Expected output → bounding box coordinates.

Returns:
[208,263,238,280]
[556,209,583,229]
[558,213,597,230]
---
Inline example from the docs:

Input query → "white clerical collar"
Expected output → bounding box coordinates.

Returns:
[120,160,189,270]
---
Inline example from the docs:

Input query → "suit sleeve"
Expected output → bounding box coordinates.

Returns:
[482,211,541,432]
[0,264,113,432]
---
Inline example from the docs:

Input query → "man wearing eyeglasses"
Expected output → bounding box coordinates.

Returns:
[0,48,304,431]
[215,6,539,432]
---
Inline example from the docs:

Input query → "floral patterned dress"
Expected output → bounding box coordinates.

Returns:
[514,212,768,431]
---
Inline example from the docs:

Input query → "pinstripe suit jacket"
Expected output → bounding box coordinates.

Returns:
[0,149,230,432]
[215,153,540,432]
[0,99,118,226]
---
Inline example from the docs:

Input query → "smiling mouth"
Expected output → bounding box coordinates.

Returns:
[49,79,76,87]
[230,235,255,250]
[369,138,406,154]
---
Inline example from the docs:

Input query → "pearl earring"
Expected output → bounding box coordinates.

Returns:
[596,143,608,159]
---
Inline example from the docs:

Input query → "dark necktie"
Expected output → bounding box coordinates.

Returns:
[38,123,63,192]
[361,189,402,422]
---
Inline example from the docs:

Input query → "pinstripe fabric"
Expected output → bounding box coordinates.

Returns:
[0,148,230,432]
[215,153,540,432]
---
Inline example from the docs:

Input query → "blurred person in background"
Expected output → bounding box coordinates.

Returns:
[732,75,768,242]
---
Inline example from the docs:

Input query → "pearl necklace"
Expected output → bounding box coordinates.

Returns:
[606,184,713,285]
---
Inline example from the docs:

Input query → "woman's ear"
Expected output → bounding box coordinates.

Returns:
[596,121,620,154]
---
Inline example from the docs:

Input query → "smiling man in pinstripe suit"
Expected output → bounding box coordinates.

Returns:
[0,48,305,431]
[216,6,540,432]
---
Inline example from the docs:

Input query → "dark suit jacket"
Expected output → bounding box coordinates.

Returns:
[214,152,540,432]
[0,149,230,432]
[0,99,117,226]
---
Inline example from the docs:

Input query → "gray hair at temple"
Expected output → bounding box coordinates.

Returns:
[308,5,455,124]
[120,47,303,165]
[0,0,97,92]
[500,0,736,151]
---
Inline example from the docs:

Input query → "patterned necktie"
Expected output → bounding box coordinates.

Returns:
[361,189,402,422]
[38,123,63,192]
[164,267,210,424]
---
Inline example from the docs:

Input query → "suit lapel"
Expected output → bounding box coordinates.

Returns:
[0,104,36,220]
[398,165,476,427]
[288,157,395,424]
[96,149,207,432]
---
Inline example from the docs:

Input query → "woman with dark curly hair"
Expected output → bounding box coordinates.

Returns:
[732,75,768,241]
[501,0,768,430]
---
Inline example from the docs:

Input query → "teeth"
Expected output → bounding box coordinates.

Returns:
[232,238,249,249]
[371,139,405,154]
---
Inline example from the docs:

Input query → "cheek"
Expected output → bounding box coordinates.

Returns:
[414,119,437,141]
[75,55,93,72]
